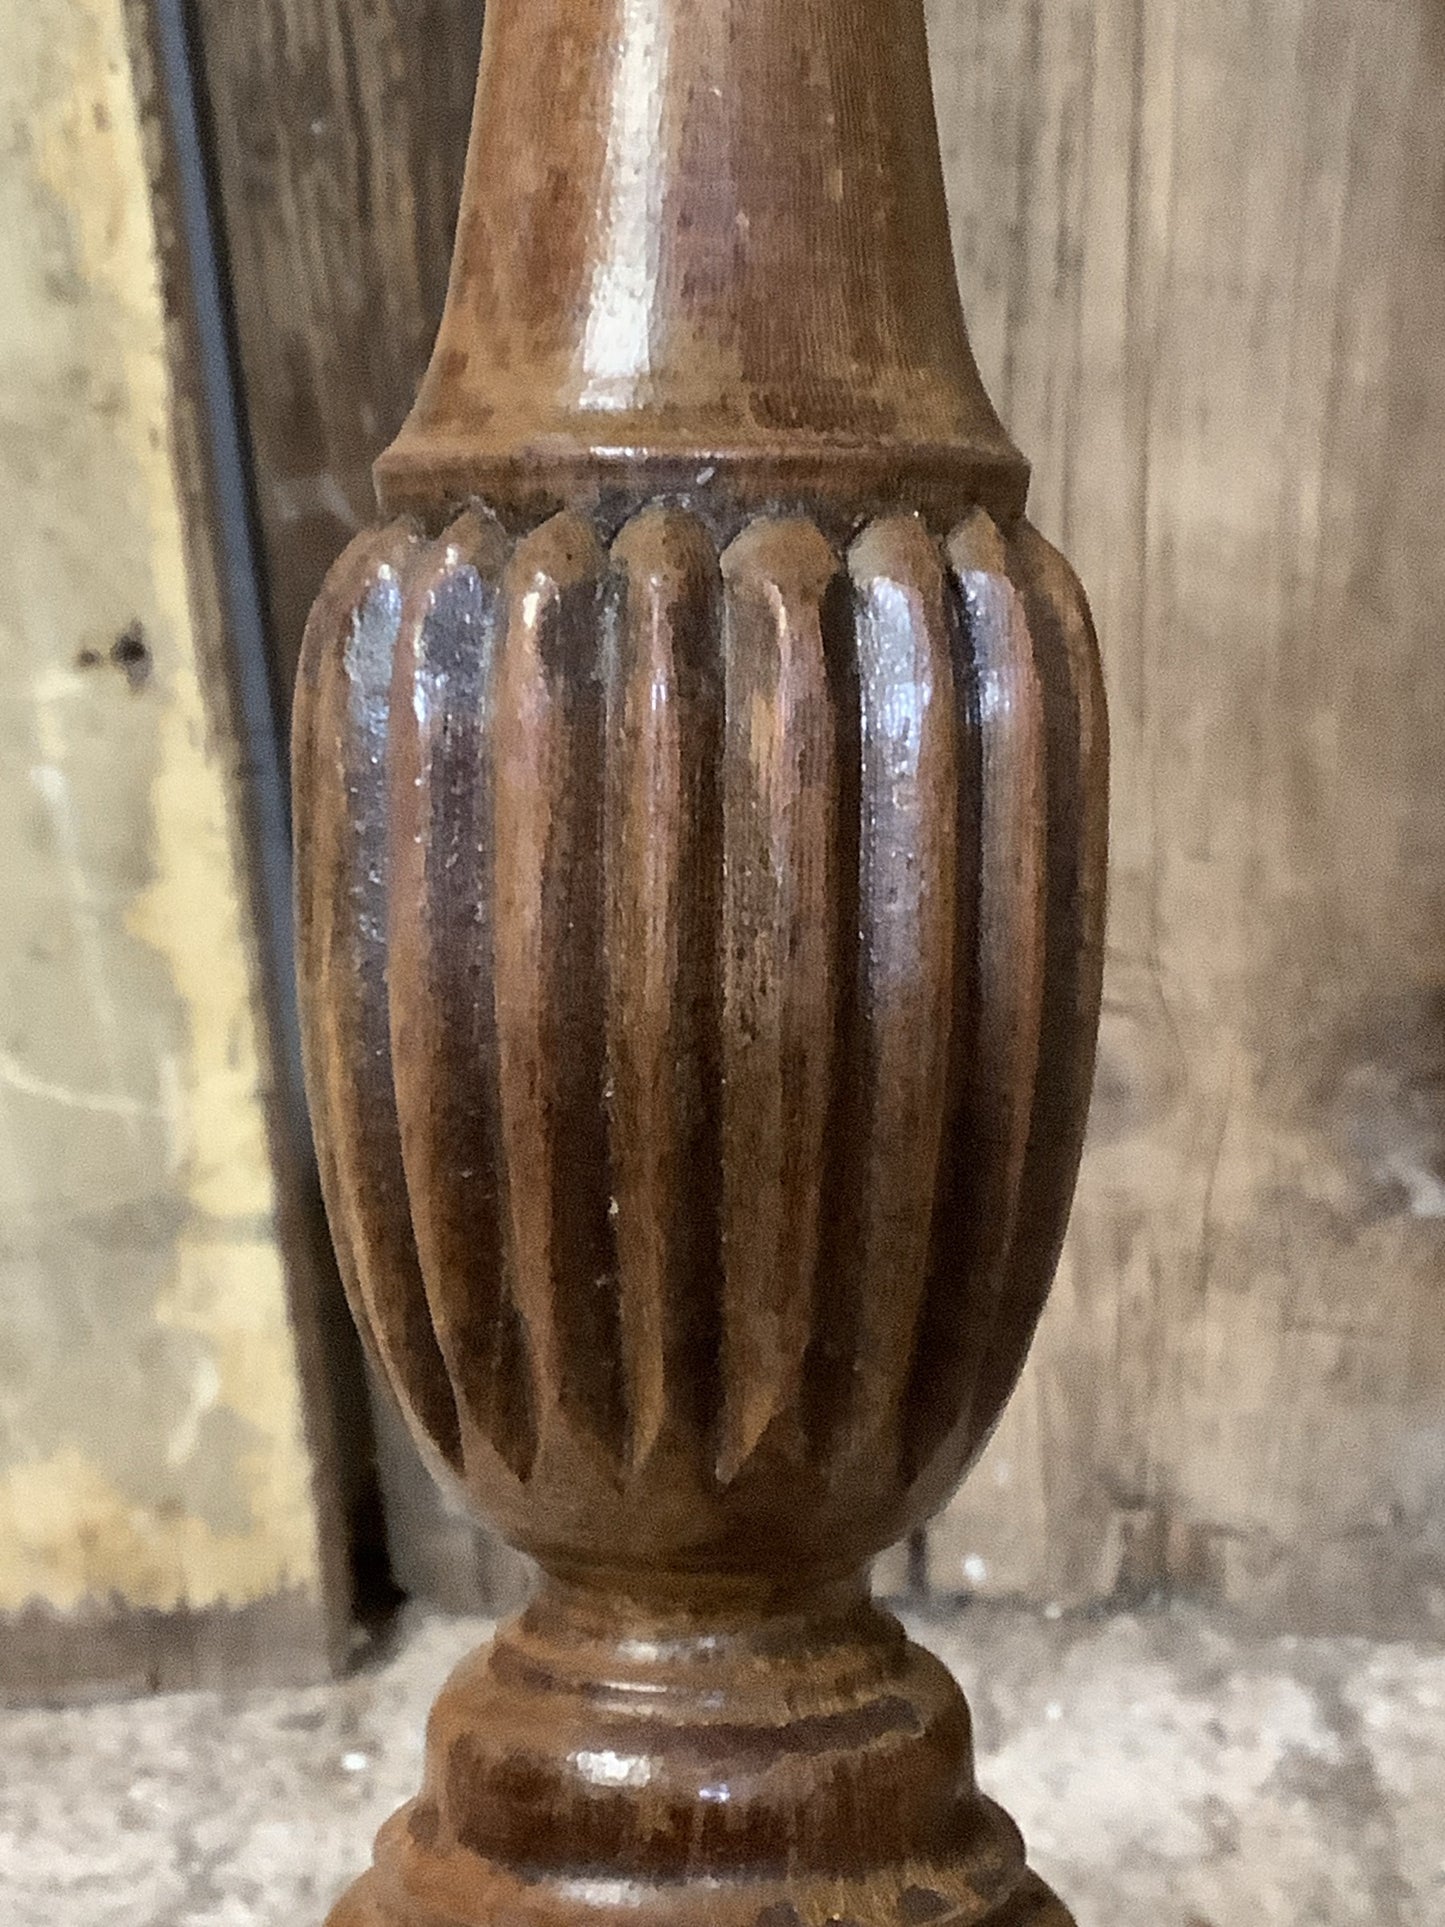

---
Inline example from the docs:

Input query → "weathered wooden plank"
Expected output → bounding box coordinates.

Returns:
[926,0,1445,1634]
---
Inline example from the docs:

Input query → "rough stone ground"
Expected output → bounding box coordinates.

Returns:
[1,1603,1440,1926]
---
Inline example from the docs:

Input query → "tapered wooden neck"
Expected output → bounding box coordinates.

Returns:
[376,0,1027,521]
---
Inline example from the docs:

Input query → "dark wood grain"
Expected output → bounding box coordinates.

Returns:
[189,0,483,692]
[293,0,1105,1918]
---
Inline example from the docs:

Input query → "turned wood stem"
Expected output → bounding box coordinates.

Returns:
[377,0,1026,520]
[293,0,1106,1919]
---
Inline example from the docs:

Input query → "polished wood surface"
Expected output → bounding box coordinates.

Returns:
[293,0,1106,1918]
[373,0,1026,525]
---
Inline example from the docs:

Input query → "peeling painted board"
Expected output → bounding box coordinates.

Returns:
[0,0,346,1687]
[924,0,1445,1635]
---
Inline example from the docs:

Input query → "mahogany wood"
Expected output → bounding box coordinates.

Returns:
[292,0,1107,1919]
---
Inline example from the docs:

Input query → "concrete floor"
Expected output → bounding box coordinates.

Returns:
[1,1603,1440,1926]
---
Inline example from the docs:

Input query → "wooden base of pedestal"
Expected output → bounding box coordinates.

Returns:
[328,1835,1073,1927]
[329,1856,1072,1927]
[323,1582,1075,1927]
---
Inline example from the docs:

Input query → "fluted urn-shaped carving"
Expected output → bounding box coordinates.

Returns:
[292,0,1106,1918]
[298,502,1104,1565]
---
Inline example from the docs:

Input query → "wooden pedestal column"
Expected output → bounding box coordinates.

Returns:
[292,0,1108,1920]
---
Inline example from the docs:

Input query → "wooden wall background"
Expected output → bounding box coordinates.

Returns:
[193,0,1445,1635]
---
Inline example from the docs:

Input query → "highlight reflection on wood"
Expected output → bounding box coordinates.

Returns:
[292,0,1108,1919]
